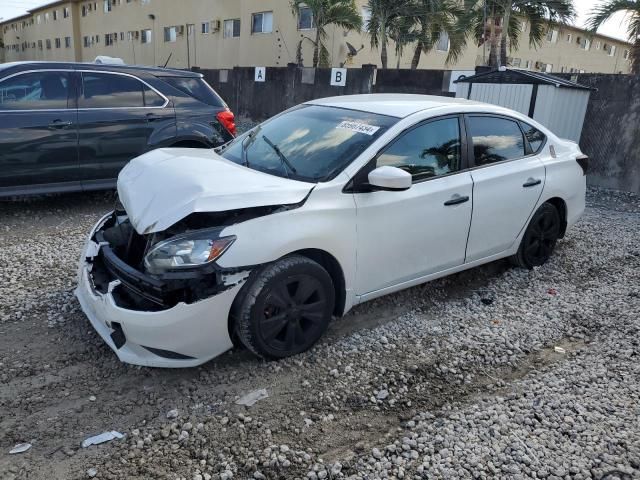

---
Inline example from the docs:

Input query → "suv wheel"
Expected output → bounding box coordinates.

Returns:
[511,202,561,269]
[233,255,335,359]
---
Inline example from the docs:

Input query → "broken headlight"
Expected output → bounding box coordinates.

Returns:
[144,230,236,274]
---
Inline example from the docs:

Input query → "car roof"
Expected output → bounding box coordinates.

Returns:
[306,94,486,118]
[0,61,201,78]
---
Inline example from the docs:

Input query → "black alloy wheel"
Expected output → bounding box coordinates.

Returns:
[512,202,561,269]
[233,255,335,359]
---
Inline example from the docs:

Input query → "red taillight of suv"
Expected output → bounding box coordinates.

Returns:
[216,109,236,136]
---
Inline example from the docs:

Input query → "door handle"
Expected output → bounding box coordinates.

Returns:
[48,120,72,129]
[444,195,470,206]
[146,113,163,122]
[523,178,542,188]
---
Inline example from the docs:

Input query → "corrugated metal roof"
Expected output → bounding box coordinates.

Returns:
[454,68,595,91]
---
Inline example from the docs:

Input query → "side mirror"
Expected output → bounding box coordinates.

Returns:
[367,166,412,191]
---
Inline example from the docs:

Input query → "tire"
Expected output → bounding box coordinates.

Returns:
[232,255,335,360]
[511,202,561,269]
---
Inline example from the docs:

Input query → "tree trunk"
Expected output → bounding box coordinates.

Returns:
[411,40,423,69]
[488,18,499,68]
[381,39,388,69]
[500,7,511,67]
[312,30,321,68]
[632,38,640,74]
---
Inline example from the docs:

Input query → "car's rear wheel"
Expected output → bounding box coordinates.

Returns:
[511,202,561,269]
[233,255,335,359]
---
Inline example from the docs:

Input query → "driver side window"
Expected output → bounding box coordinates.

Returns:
[376,117,461,181]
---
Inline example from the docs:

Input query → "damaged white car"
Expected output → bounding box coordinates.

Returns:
[76,94,587,367]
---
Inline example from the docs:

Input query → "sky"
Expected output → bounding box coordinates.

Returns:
[0,0,633,42]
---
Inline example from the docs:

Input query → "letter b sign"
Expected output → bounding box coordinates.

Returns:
[330,68,347,87]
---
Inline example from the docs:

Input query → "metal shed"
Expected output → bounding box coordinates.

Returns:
[455,68,595,142]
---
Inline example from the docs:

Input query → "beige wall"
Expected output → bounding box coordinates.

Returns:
[1,0,632,74]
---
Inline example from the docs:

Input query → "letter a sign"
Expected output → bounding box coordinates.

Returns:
[330,68,347,87]
[255,66,266,82]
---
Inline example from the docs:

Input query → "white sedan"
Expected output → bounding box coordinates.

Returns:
[76,94,587,367]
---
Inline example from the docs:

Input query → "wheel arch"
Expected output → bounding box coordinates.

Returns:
[544,196,568,238]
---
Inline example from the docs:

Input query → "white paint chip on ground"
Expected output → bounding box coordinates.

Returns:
[235,388,269,407]
[81,431,124,448]
[9,443,32,454]
[336,121,380,136]
[554,346,567,354]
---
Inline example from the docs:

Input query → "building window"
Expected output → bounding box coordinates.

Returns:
[83,36,90,47]
[53,10,58,21]
[105,33,115,46]
[45,12,50,22]
[595,40,601,50]
[623,49,630,59]
[524,60,532,69]
[566,33,572,43]
[46,39,52,49]
[65,37,71,48]
[578,37,590,50]
[104,0,111,13]
[141,29,152,44]
[164,26,177,42]
[298,6,314,30]
[82,5,87,16]
[606,44,616,56]
[224,19,241,38]
[64,7,70,18]
[251,11,273,34]
[436,32,450,52]
[512,58,521,67]
[201,22,210,34]
[38,40,43,50]
[55,38,61,48]
[545,29,557,43]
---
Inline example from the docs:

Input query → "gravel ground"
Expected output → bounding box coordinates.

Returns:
[0,181,638,480]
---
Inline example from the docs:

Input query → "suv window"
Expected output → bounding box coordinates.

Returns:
[162,77,225,107]
[80,72,165,108]
[376,117,461,181]
[0,71,70,110]
[468,116,526,166]
[519,121,546,154]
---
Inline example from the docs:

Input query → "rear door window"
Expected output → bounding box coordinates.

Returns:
[467,116,526,166]
[0,71,70,110]
[80,72,165,108]
[162,77,225,107]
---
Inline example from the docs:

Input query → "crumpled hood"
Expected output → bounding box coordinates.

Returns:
[117,148,315,234]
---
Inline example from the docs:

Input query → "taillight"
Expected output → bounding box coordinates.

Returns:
[576,155,589,175]
[216,109,236,136]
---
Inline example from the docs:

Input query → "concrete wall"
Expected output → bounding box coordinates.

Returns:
[197,66,452,120]
[556,73,640,194]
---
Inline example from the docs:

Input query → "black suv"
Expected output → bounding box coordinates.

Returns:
[0,61,236,197]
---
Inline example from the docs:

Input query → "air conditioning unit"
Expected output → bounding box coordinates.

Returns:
[211,19,221,32]
[177,25,185,35]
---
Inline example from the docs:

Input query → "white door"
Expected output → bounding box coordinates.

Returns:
[464,115,546,262]
[353,117,473,295]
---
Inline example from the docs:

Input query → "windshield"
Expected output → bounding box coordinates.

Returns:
[221,105,397,182]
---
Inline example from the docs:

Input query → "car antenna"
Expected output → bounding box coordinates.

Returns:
[162,53,172,68]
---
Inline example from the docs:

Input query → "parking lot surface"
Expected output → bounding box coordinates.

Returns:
[0,187,638,480]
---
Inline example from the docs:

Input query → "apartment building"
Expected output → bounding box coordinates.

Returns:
[1,0,632,74]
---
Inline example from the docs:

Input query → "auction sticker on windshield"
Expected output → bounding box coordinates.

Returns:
[336,121,380,136]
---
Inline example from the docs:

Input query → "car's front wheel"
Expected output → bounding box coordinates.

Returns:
[511,202,561,269]
[233,255,335,359]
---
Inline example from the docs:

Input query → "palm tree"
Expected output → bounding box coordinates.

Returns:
[366,0,410,68]
[464,0,575,68]
[290,0,362,68]
[587,0,640,73]
[388,15,418,68]
[408,0,467,69]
